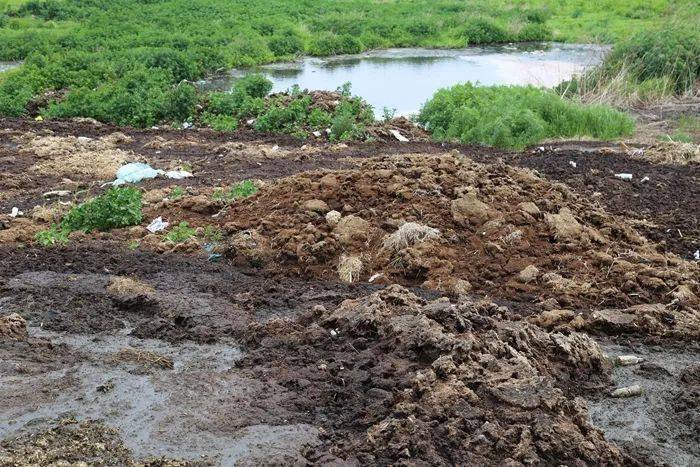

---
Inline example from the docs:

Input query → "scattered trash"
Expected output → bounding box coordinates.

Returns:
[629,148,644,157]
[114,163,161,185]
[330,329,338,337]
[163,170,193,180]
[312,131,322,137]
[246,118,256,125]
[640,176,650,183]
[113,163,194,185]
[181,122,193,129]
[611,384,643,398]
[614,173,633,181]
[9,207,23,218]
[34,116,43,122]
[535,146,545,153]
[368,273,384,283]
[43,190,71,198]
[389,129,409,142]
[146,216,169,233]
[615,355,644,366]
[568,160,577,168]
[694,250,699,261]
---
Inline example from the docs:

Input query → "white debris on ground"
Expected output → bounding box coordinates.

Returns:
[146,217,169,233]
[614,173,633,181]
[389,129,409,142]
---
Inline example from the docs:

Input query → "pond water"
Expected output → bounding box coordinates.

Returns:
[200,43,607,117]
[0,62,20,73]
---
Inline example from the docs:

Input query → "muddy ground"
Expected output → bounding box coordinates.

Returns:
[0,118,698,465]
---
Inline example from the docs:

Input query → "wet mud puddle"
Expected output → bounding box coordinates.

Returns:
[588,341,700,466]
[200,43,607,117]
[0,327,319,464]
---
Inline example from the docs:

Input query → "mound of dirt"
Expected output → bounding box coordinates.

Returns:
[240,285,633,465]
[217,152,698,337]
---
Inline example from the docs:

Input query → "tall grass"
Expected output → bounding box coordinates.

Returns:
[558,25,699,106]
[418,84,634,149]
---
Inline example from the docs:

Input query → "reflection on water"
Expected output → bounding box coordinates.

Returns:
[0,62,20,73]
[200,43,608,117]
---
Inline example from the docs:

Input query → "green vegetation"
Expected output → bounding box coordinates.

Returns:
[164,221,196,243]
[170,186,184,200]
[419,84,634,149]
[35,223,69,246]
[60,187,142,232]
[212,180,259,202]
[558,26,699,104]
[0,0,695,126]
[202,225,222,243]
[35,186,143,246]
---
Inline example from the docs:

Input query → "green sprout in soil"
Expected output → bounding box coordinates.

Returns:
[212,180,259,202]
[203,225,223,242]
[164,221,196,243]
[170,186,185,199]
[35,224,70,247]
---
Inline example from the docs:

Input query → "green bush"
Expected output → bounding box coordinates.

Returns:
[268,33,304,56]
[202,113,239,131]
[418,84,634,149]
[233,74,273,98]
[310,33,363,56]
[35,224,70,247]
[61,187,143,232]
[459,18,509,44]
[212,180,259,201]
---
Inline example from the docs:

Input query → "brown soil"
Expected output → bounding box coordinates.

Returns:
[0,117,698,465]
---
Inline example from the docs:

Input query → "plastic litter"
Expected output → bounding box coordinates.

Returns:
[611,384,643,398]
[146,217,169,233]
[113,163,193,185]
[114,163,161,185]
[614,173,633,180]
[640,176,650,183]
[163,170,193,180]
[9,207,23,218]
[43,190,71,198]
[389,129,409,142]
[569,160,577,168]
[615,355,644,366]
[694,250,699,261]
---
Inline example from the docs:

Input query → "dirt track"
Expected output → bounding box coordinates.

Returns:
[0,119,698,465]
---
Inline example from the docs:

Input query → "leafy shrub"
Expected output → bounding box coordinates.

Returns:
[459,18,509,44]
[419,83,634,149]
[524,8,551,24]
[164,221,196,243]
[517,23,552,42]
[233,74,273,98]
[202,113,238,131]
[170,186,185,199]
[268,33,304,56]
[61,187,143,232]
[309,33,363,56]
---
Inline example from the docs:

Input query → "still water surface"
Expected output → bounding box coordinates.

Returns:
[201,43,607,116]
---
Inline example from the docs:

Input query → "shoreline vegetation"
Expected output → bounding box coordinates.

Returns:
[0,0,698,148]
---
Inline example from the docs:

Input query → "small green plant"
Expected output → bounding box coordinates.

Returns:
[382,107,396,122]
[170,186,185,199]
[658,132,694,143]
[203,224,223,242]
[212,180,259,202]
[164,221,196,243]
[127,239,140,250]
[229,180,258,199]
[36,224,70,247]
[61,187,143,232]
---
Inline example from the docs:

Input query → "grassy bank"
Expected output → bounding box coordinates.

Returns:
[0,0,697,126]
[418,84,634,149]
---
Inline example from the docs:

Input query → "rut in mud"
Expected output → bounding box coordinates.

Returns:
[0,119,698,465]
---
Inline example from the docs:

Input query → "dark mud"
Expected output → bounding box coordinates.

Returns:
[0,118,698,465]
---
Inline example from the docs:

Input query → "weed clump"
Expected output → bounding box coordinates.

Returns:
[559,26,699,104]
[35,187,143,246]
[212,180,259,202]
[164,221,196,243]
[419,84,634,149]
